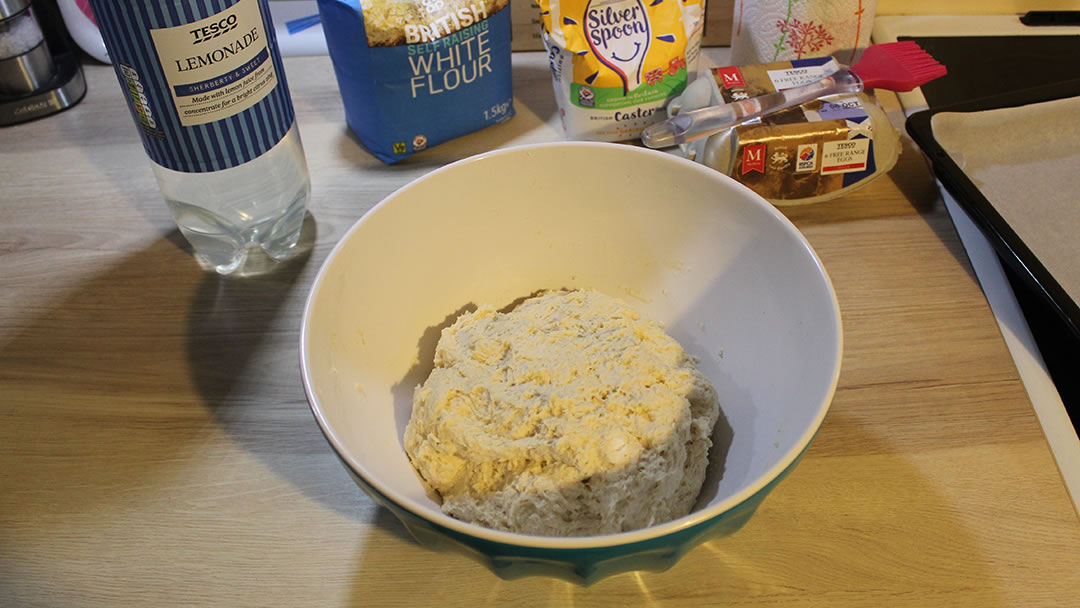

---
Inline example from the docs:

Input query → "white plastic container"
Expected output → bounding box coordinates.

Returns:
[56,0,110,64]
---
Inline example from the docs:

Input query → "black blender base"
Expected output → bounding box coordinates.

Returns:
[0,52,86,126]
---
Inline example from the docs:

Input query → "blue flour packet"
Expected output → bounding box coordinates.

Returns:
[317,0,515,164]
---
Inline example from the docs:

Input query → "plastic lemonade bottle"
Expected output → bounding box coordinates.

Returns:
[88,0,311,274]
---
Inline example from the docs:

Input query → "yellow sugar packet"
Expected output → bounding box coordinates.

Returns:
[539,0,705,141]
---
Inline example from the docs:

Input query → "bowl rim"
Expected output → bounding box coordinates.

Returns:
[300,141,843,550]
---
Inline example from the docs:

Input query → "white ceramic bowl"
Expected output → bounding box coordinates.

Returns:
[300,142,842,584]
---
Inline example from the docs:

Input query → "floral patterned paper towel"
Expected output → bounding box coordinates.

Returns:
[730,0,876,66]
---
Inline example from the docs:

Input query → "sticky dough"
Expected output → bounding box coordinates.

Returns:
[404,290,720,536]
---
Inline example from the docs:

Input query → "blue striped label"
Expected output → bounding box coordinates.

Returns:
[89,0,294,173]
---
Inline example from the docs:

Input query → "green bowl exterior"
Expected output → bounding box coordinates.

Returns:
[336,450,807,585]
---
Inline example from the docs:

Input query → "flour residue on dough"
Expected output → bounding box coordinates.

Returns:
[403,290,721,536]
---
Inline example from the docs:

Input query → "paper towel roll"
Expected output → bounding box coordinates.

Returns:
[730,0,876,66]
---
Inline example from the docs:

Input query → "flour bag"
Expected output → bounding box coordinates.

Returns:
[538,0,704,141]
[317,0,514,163]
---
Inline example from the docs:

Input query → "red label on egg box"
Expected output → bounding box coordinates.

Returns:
[742,144,766,175]
[715,65,746,89]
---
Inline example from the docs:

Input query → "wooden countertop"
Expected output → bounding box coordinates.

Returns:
[2,53,1078,607]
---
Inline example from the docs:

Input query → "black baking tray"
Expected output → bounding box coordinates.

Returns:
[905,78,1080,341]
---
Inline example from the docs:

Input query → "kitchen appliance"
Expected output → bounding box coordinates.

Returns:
[0,0,84,126]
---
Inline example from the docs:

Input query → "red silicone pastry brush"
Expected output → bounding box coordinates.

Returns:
[642,41,947,148]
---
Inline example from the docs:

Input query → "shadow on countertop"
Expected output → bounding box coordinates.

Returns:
[183,213,385,522]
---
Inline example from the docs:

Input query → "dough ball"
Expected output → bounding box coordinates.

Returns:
[404,290,720,536]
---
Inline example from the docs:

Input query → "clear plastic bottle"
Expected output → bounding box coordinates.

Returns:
[156,122,310,273]
[89,0,310,274]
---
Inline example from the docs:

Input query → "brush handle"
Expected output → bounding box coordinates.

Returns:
[641,68,864,148]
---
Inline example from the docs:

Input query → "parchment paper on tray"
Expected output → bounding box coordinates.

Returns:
[929,95,1080,316]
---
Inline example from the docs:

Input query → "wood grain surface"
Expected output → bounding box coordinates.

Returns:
[1,52,1078,607]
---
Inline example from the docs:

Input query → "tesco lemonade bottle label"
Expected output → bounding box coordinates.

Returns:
[149,0,278,127]
[91,0,294,172]
[539,0,703,141]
